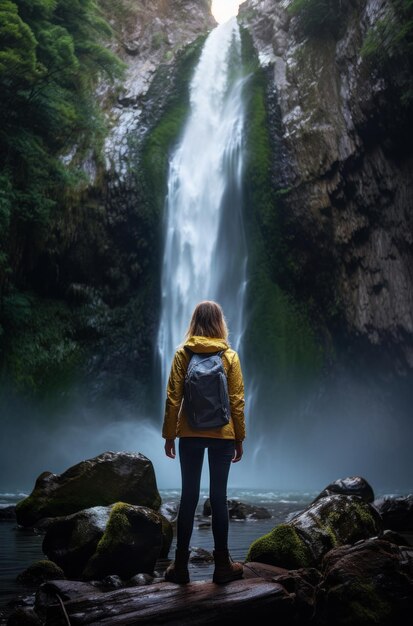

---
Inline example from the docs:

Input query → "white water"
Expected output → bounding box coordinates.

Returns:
[157,18,248,397]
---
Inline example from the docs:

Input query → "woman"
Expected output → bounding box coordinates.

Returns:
[162,300,246,584]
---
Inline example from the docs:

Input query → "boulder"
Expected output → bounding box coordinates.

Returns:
[243,561,321,623]
[42,505,115,578]
[0,504,16,520]
[203,498,271,520]
[16,559,66,585]
[246,494,383,570]
[312,476,375,504]
[6,607,43,625]
[373,493,413,531]
[15,451,161,527]
[315,538,413,625]
[81,502,164,580]
[41,502,172,579]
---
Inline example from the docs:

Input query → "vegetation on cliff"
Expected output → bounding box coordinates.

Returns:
[289,0,413,117]
[240,27,324,410]
[0,0,124,391]
[361,0,413,117]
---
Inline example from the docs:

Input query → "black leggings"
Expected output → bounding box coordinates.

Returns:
[176,437,235,551]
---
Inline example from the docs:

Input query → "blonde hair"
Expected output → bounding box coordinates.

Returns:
[184,300,229,342]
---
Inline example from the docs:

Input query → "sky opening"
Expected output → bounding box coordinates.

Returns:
[211,0,243,24]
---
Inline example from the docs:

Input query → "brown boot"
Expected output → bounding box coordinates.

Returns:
[165,548,190,584]
[213,549,243,584]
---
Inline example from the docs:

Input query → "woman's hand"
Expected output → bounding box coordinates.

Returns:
[232,440,243,463]
[164,438,176,459]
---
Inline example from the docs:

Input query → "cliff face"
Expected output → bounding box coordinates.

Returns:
[1,1,215,410]
[99,0,216,176]
[239,0,413,372]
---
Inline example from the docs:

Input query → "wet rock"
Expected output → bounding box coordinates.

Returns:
[315,538,413,625]
[81,503,164,580]
[189,547,214,563]
[15,451,161,527]
[246,494,383,569]
[381,528,412,546]
[203,498,271,520]
[16,559,66,585]
[6,607,43,625]
[41,502,172,580]
[373,493,413,531]
[312,476,375,503]
[100,574,124,589]
[0,504,16,520]
[42,505,113,577]
[127,572,154,586]
[239,0,413,368]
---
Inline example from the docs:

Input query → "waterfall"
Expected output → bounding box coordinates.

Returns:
[157,18,248,396]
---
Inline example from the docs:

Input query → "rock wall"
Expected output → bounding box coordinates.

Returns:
[2,1,216,410]
[238,0,413,372]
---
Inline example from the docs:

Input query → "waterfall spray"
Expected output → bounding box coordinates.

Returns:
[157,18,248,398]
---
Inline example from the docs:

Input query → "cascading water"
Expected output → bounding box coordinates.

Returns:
[157,18,248,397]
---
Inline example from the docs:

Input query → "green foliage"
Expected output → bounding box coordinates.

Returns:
[288,0,353,38]
[0,291,82,393]
[246,523,312,568]
[139,36,207,242]
[361,0,413,107]
[0,0,125,306]
[240,28,324,403]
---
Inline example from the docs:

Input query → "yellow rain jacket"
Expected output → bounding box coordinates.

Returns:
[162,335,246,441]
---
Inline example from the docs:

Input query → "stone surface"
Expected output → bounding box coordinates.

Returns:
[81,503,164,580]
[246,494,383,569]
[239,0,413,370]
[312,476,375,503]
[15,451,161,527]
[316,537,413,625]
[373,493,413,531]
[203,498,272,519]
[41,505,115,578]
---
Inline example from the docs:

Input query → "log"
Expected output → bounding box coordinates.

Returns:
[45,578,293,625]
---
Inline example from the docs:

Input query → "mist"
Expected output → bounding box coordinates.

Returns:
[1,364,412,497]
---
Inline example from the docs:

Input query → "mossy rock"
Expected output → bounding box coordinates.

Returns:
[247,524,313,569]
[42,505,114,578]
[16,559,66,585]
[81,502,163,580]
[15,451,161,527]
[247,495,383,570]
[315,538,413,625]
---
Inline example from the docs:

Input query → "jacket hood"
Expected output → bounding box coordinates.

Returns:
[184,335,229,353]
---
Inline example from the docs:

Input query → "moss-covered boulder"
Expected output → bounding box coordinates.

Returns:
[247,523,314,569]
[246,494,383,569]
[41,502,172,578]
[42,505,114,578]
[16,559,66,585]
[81,502,164,580]
[315,538,413,625]
[15,451,161,527]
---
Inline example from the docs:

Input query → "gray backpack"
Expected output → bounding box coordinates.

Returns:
[183,349,231,429]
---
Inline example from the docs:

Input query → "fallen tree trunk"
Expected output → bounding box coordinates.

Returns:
[44,578,293,625]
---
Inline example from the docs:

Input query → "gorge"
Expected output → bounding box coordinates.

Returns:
[0,0,412,493]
